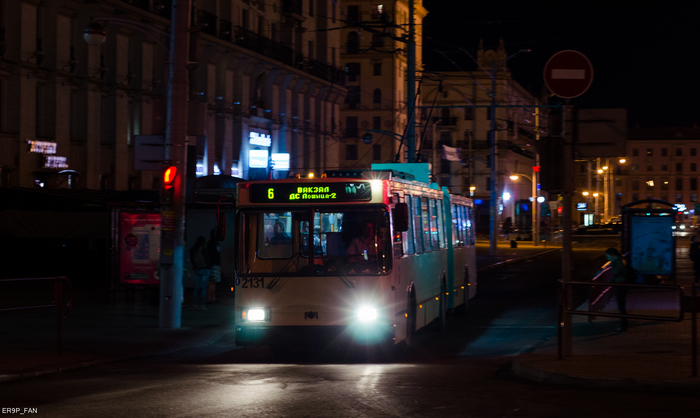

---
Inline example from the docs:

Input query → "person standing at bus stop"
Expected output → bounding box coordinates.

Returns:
[190,236,210,310]
[207,229,221,304]
[605,247,628,332]
[690,235,700,285]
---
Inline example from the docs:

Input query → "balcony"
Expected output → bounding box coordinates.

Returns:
[218,20,233,43]
[234,26,295,67]
[196,10,218,36]
[432,117,457,126]
[282,0,304,20]
[128,0,172,19]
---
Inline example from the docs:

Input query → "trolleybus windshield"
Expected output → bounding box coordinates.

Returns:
[236,206,391,276]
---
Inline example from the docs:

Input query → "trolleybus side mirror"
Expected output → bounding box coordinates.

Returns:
[393,202,409,232]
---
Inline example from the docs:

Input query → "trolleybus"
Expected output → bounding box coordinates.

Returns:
[232,167,476,349]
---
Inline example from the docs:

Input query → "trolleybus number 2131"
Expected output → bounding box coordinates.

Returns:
[231,169,476,349]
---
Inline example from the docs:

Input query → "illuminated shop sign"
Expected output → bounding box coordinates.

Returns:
[249,149,269,168]
[249,182,373,203]
[576,203,587,211]
[249,132,271,147]
[28,140,57,154]
[44,155,68,169]
[271,153,290,170]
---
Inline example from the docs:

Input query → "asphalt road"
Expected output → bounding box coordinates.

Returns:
[3,237,700,417]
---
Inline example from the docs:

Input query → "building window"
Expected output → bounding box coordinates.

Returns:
[647,165,653,171]
[692,194,698,202]
[346,32,359,54]
[693,163,698,172]
[345,117,358,138]
[646,180,654,190]
[463,107,474,120]
[308,40,314,60]
[692,178,697,191]
[345,144,358,160]
[309,0,314,16]
[676,178,683,191]
[646,148,653,156]
[345,63,360,82]
[242,9,249,30]
[631,164,638,171]
[373,116,381,130]
[373,88,381,104]
[371,4,384,19]
[347,5,359,22]
[676,163,683,172]
[373,144,381,161]
[486,177,491,191]
[677,193,683,202]
[661,164,668,171]
[661,179,669,190]
[662,148,668,156]
[372,33,384,48]
[373,62,382,76]
[692,148,697,156]
[345,86,360,109]
[676,148,683,156]
[631,178,639,191]
[632,193,639,202]
[632,148,639,156]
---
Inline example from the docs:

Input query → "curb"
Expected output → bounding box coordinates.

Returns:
[511,358,700,395]
[0,328,237,385]
[477,248,560,273]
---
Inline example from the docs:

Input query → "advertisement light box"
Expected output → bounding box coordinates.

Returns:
[249,150,269,168]
[249,132,271,147]
[271,153,290,170]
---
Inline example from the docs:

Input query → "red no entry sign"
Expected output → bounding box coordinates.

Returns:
[543,50,593,99]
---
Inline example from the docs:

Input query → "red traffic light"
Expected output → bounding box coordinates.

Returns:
[163,166,177,184]
[532,166,540,173]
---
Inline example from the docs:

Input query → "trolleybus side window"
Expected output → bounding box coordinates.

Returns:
[467,205,475,245]
[419,197,430,252]
[457,205,465,247]
[459,205,468,246]
[404,195,415,255]
[412,195,423,253]
[436,199,446,249]
[428,199,439,250]
[451,204,460,247]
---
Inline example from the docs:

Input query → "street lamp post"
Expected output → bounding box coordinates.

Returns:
[488,50,530,256]
[86,3,191,329]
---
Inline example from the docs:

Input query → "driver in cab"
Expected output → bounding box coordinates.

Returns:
[347,220,383,264]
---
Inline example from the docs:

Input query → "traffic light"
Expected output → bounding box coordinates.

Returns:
[536,136,565,193]
[161,165,177,205]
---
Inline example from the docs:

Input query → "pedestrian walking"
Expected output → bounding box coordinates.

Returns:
[207,229,221,304]
[189,236,210,310]
[690,236,700,285]
[605,247,628,332]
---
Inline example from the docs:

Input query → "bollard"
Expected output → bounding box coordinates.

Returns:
[510,240,518,248]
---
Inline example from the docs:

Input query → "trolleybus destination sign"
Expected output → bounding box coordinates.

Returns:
[250,182,373,203]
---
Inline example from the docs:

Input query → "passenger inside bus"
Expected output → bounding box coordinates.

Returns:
[347,219,384,264]
[270,221,291,244]
[300,221,323,255]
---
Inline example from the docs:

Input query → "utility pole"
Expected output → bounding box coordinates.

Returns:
[489,59,499,256]
[159,0,191,329]
[406,0,416,163]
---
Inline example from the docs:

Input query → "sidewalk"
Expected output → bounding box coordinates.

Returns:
[511,240,700,393]
[0,289,237,383]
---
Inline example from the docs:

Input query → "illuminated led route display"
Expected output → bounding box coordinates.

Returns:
[249,182,373,203]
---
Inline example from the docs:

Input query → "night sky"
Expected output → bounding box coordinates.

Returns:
[421,2,700,127]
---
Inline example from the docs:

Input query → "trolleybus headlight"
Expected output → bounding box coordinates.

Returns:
[357,307,378,322]
[242,307,269,322]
